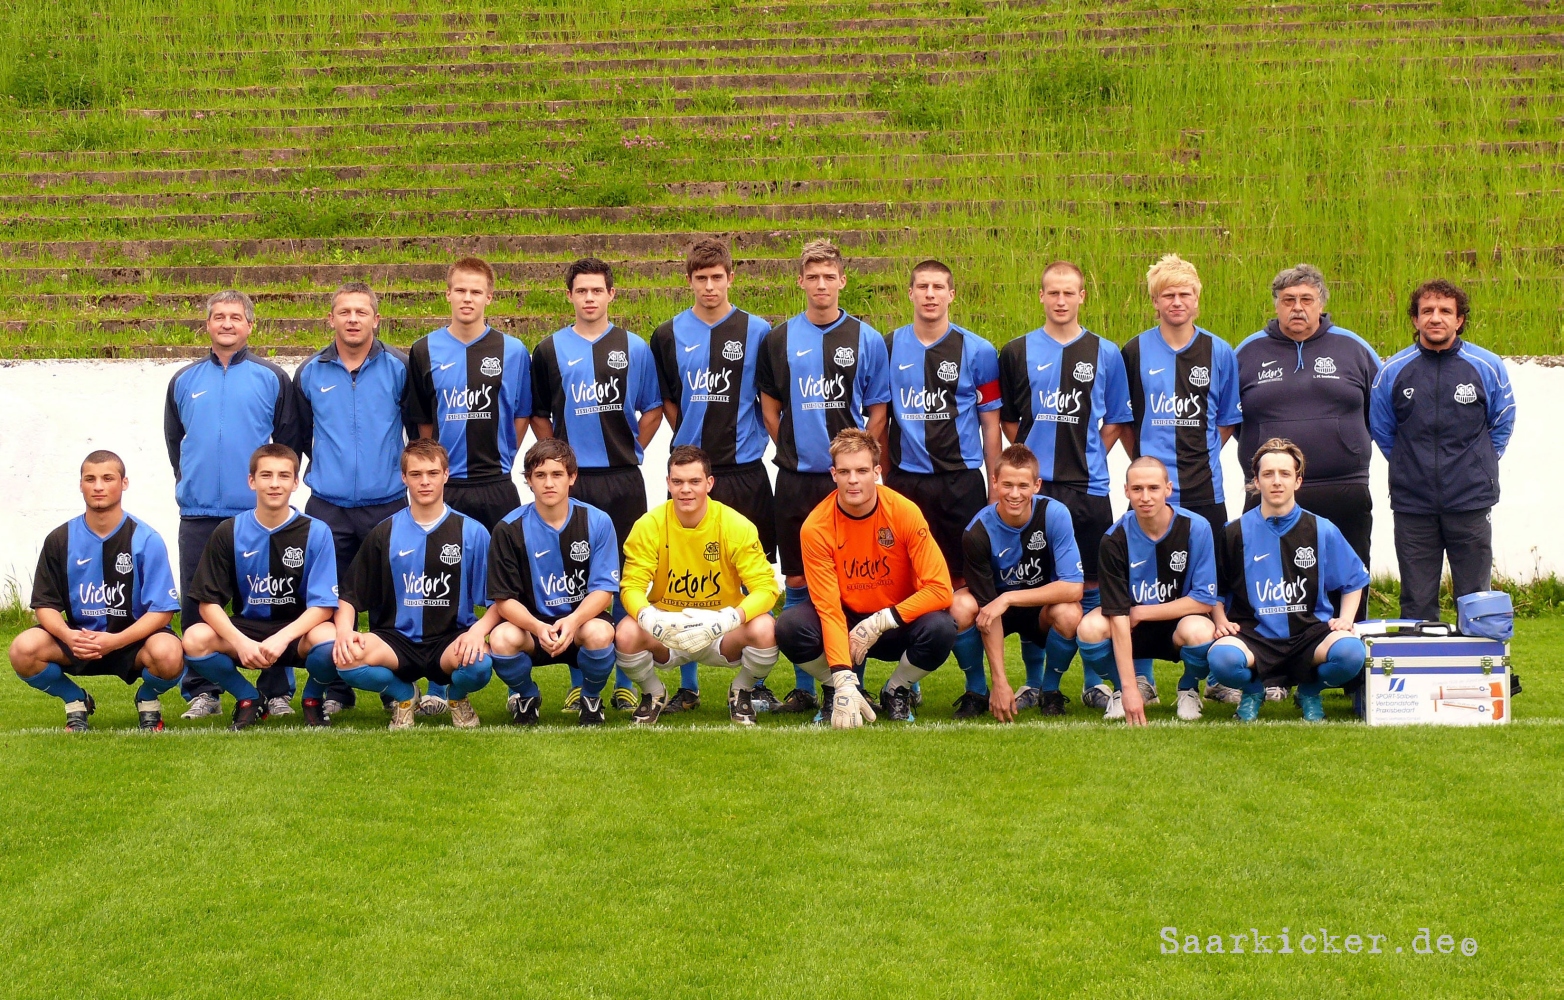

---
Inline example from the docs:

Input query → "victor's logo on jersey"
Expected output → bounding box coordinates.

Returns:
[76,580,128,616]
[722,340,744,361]
[843,554,891,586]
[569,540,591,562]
[833,346,856,367]
[1170,549,1188,572]
[1000,556,1047,588]
[441,384,494,416]
[606,350,629,370]
[540,569,587,607]
[401,570,453,606]
[1027,530,1046,551]
[1454,383,1478,405]
[1188,365,1210,388]
[877,527,895,548]
[1293,546,1316,569]
[571,377,623,407]
[479,356,502,377]
[797,372,847,409]
[1149,392,1204,423]
[667,567,722,600]
[1258,366,1283,383]
[936,360,960,382]
[1073,361,1095,382]
[282,546,304,570]
[703,541,721,562]
[439,543,462,566]
[1132,578,1179,604]
[686,367,732,402]
[1039,386,1085,418]
[1255,575,1311,612]
[898,385,950,414]
[244,574,297,606]
[1313,356,1336,375]
[114,552,133,574]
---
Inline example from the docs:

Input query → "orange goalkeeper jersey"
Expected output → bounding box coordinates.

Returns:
[799,485,953,669]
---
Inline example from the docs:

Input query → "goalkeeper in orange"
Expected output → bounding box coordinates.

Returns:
[775,428,956,726]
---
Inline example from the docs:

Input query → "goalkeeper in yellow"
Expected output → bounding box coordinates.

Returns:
[614,445,782,725]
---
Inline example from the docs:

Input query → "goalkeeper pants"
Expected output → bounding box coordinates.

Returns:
[775,596,958,672]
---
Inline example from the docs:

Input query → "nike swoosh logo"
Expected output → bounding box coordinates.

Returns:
[1036,363,1052,371]
[398,548,416,557]
[1149,368,1165,375]
[438,362,458,371]
[997,547,1011,557]
[1253,553,1269,562]
[796,349,812,357]
[684,344,699,353]
[1131,559,1147,568]
[567,357,583,366]
[1262,360,1280,367]
[319,385,337,392]
[75,557,92,565]
[191,390,207,398]
[533,550,549,558]
[899,363,916,370]
[243,550,260,558]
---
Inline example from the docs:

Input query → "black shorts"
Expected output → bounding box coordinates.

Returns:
[1037,481,1114,580]
[1129,618,1182,661]
[228,616,308,668]
[1234,620,1335,686]
[572,466,648,566]
[445,477,522,533]
[376,628,460,683]
[883,467,988,581]
[997,605,1051,646]
[709,460,777,561]
[774,467,838,578]
[49,626,177,682]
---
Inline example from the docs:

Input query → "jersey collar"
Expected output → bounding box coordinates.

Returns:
[247,507,301,534]
[77,510,129,540]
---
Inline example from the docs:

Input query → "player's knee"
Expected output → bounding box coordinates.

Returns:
[181,624,217,658]
[1049,601,1082,637]
[1318,635,1367,687]
[577,617,615,650]
[1175,615,1216,647]
[614,614,645,651]
[304,622,336,651]
[8,630,47,675]
[1207,640,1251,687]
[146,635,185,679]
[773,605,818,659]
[949,590,978,629]
[745,612,776,647]
[488,622,524,656]
[1075,609,1108,644]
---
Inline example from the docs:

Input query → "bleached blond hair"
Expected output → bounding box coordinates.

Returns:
[799,238,845,275]
[1146,253,1202,299]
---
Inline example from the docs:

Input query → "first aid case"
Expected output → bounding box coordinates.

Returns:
[1354,620,1511,726]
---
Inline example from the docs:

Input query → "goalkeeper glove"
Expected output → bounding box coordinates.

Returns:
[637,607,686,647]
[848,607,899,666]
[661,606,744,654]
[830,669,877,729]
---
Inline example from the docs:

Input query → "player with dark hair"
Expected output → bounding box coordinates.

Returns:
[8,451,183,731]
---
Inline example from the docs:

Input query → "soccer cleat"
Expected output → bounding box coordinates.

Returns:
[181,692,222,719]
[1236,690,1264,722]
[321,698,346,718]
[813,686,834,724]
[302,697,331,728]
[881,684,916,722]
[728,687,757,726]
[1104,689,1125,721]
[1012,685,1042,712]
[631,690,669,726]
[911,684,923,708]
[136,699,164,732]
[1175,688,1204,721]
[1204,682,1243,705]
[1040,690,1069,716]
[507,693,540,727]
[1264,686,1288,702]
[776,688,818,714]
[389,697,419,730]
[951,690,989,720]
[65,692,96,732]
[661,687,700,714]
[230,698,268,731]
[1136,677,1160,706]
[1081,683,1113,711]
[1297,690,1326,722]
[561,686,582,713]
[748,683,781,713]
[579,695,606,727]
[417,694,449,717]
[450,698,480,729]
[611,686,639,712]
[266,697,294,717]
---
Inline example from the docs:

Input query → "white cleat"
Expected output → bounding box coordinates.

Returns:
[1082,683,1114,711]
[417,695,450,717]
[449,698,480,729]
[321,699,346,718]
[1136,676,1160,706]
[1176,687,1204,721]
[181,692,222,719]
[266,697,294,717]
[389,697,419,730]
[1204,683,1242,705]
[1104,689,1125,721]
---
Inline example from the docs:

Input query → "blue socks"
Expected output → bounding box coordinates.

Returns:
[1041,628,1076,691]
[680,661,700,692]
[568,666,583,690]
[785,585,816,695]
[952,627,987,695]
[571,662,630,695]
[1207,643,1258,694]
[1178,641,1212,691]
[301,642,337,700]
[1134,658,1156,684]
[1077,588,1106,688]
[340,665,417,704]
[1076,637,1115,690]
[578,645,614,699]
[22,662,87,703]
[427,681,449,700]
[494,652,538,698]
[1313,636,1367,691]
[447,656,493,700]
[136,667,181,704]
[185,652,259,701]
[1021,640,1047,689]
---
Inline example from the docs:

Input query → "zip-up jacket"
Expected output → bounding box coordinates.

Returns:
[165,348,303,518]
[1370,337,1515,514]
[1234,315,1380,486]
[294,340,413,508]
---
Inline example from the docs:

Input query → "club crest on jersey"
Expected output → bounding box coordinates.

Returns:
[569,540,591,562]
[1170,549,1188,572]
[440,543,462,566]
[479,356,502,377]
[606,350,628,370]
[1188,365,1210,388]
[877,527,895,548]
[1454,383,1478,405]
[1293,546,1316,569]
[833,346,856,367]
[703,541,721,562]
[114,551,133,574]
[1027,530,1046,551]
[1073,361,1095,382]
[722,340,744,361]
[282,546,304,570]
[936,360,959,382]
[1403,387,1415,399]
[1313,356,1336,375]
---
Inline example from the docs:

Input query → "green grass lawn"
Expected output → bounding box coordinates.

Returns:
[2,619,1560,998]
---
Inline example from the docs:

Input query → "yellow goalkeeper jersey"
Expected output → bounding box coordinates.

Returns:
[620,498,779,622]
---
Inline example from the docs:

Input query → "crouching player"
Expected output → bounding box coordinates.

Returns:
[613,446,780,725]
[181,444,338,730]
[1208,439,1369,722]
[775,429,955,725]
[486,439,620,727]
[311,439,499,729]
[949,445,1082,721]
[1077,457,1222,725]
[9,451,183,731]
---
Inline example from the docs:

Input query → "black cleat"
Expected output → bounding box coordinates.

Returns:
[610,686,639,711]
[912,684,924,709]
[508,693,540,726]
[776,688,818,714]
[230,698,268,731]
[661,687,701,714]
[302,697,331,728]
[631,690,669,726]
[749,683,781,713]
[728,687,757,726]
[65,692,96,732]
[137,700,165,731]
[952,690,989,720]
[578,695,606,727]
[882,684,915,722]
[815,685,835,724]
[1040,690,1069,716]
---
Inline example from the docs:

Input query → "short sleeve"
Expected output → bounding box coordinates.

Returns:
[1096,531,1133,617]
[588,511,621,594]
[1048,501,1084,583]
[404,338,435,427]
[485,519,527,603]
[1184,517,1220,605]
[962,524,998,608]
[1100,343,1133,425]
[137,529,181,613]
[1321,519,1369,596]
[1214,339,1243,427]
[342,525,385,612]
[29,528,68,612]
[755,326,782,399]
[507,336,533,419]
[857,325,892,406]
[303,521,339,608]
[188,520,237,609]
[998,338,1028,425]
[466,520,491,608]
[972,338,1001,412]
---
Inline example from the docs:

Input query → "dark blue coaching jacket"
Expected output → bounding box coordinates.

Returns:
[293,340,413,508]
[1370,336,1515,515]
[165,347,304,519]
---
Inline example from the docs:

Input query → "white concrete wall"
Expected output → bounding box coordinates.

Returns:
[0,358,1552,596]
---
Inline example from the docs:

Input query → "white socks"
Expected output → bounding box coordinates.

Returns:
[616,649,666,699]
[793,655,832,684]
[734,645,779,690]
[887,654,931,692]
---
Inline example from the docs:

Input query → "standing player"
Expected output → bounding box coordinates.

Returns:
[756,239,891,713]
[405,257,530,715]
[165,289,303,718]
[1075,457,1222,725]
[180,445,338,730]
[486,439,621,727]
[8,452,183,731]
[998,261,1132,712]
[314,440,498,730]
[774,429,955,726]
[1118,253,1241,707]
[294,281,412,715]
[650,238,778,712]
[1207,439,1370,722]
[949,445,1082,721]
[613,446,781,726]
[531,257,664,712]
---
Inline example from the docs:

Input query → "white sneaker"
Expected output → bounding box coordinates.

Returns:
[417,695,450,717]
[1104,689,1125,720]
[1082,683,1114,711]
[1264,686,1289,702]
[181,692,222,719]
[1136,676,1160,706]
[1176,687,1204,720]
[266,697,294,717]
[450,698,480,729]
[1204,683,1242,705]
[321,699,346,717]
[389,697,419,730]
